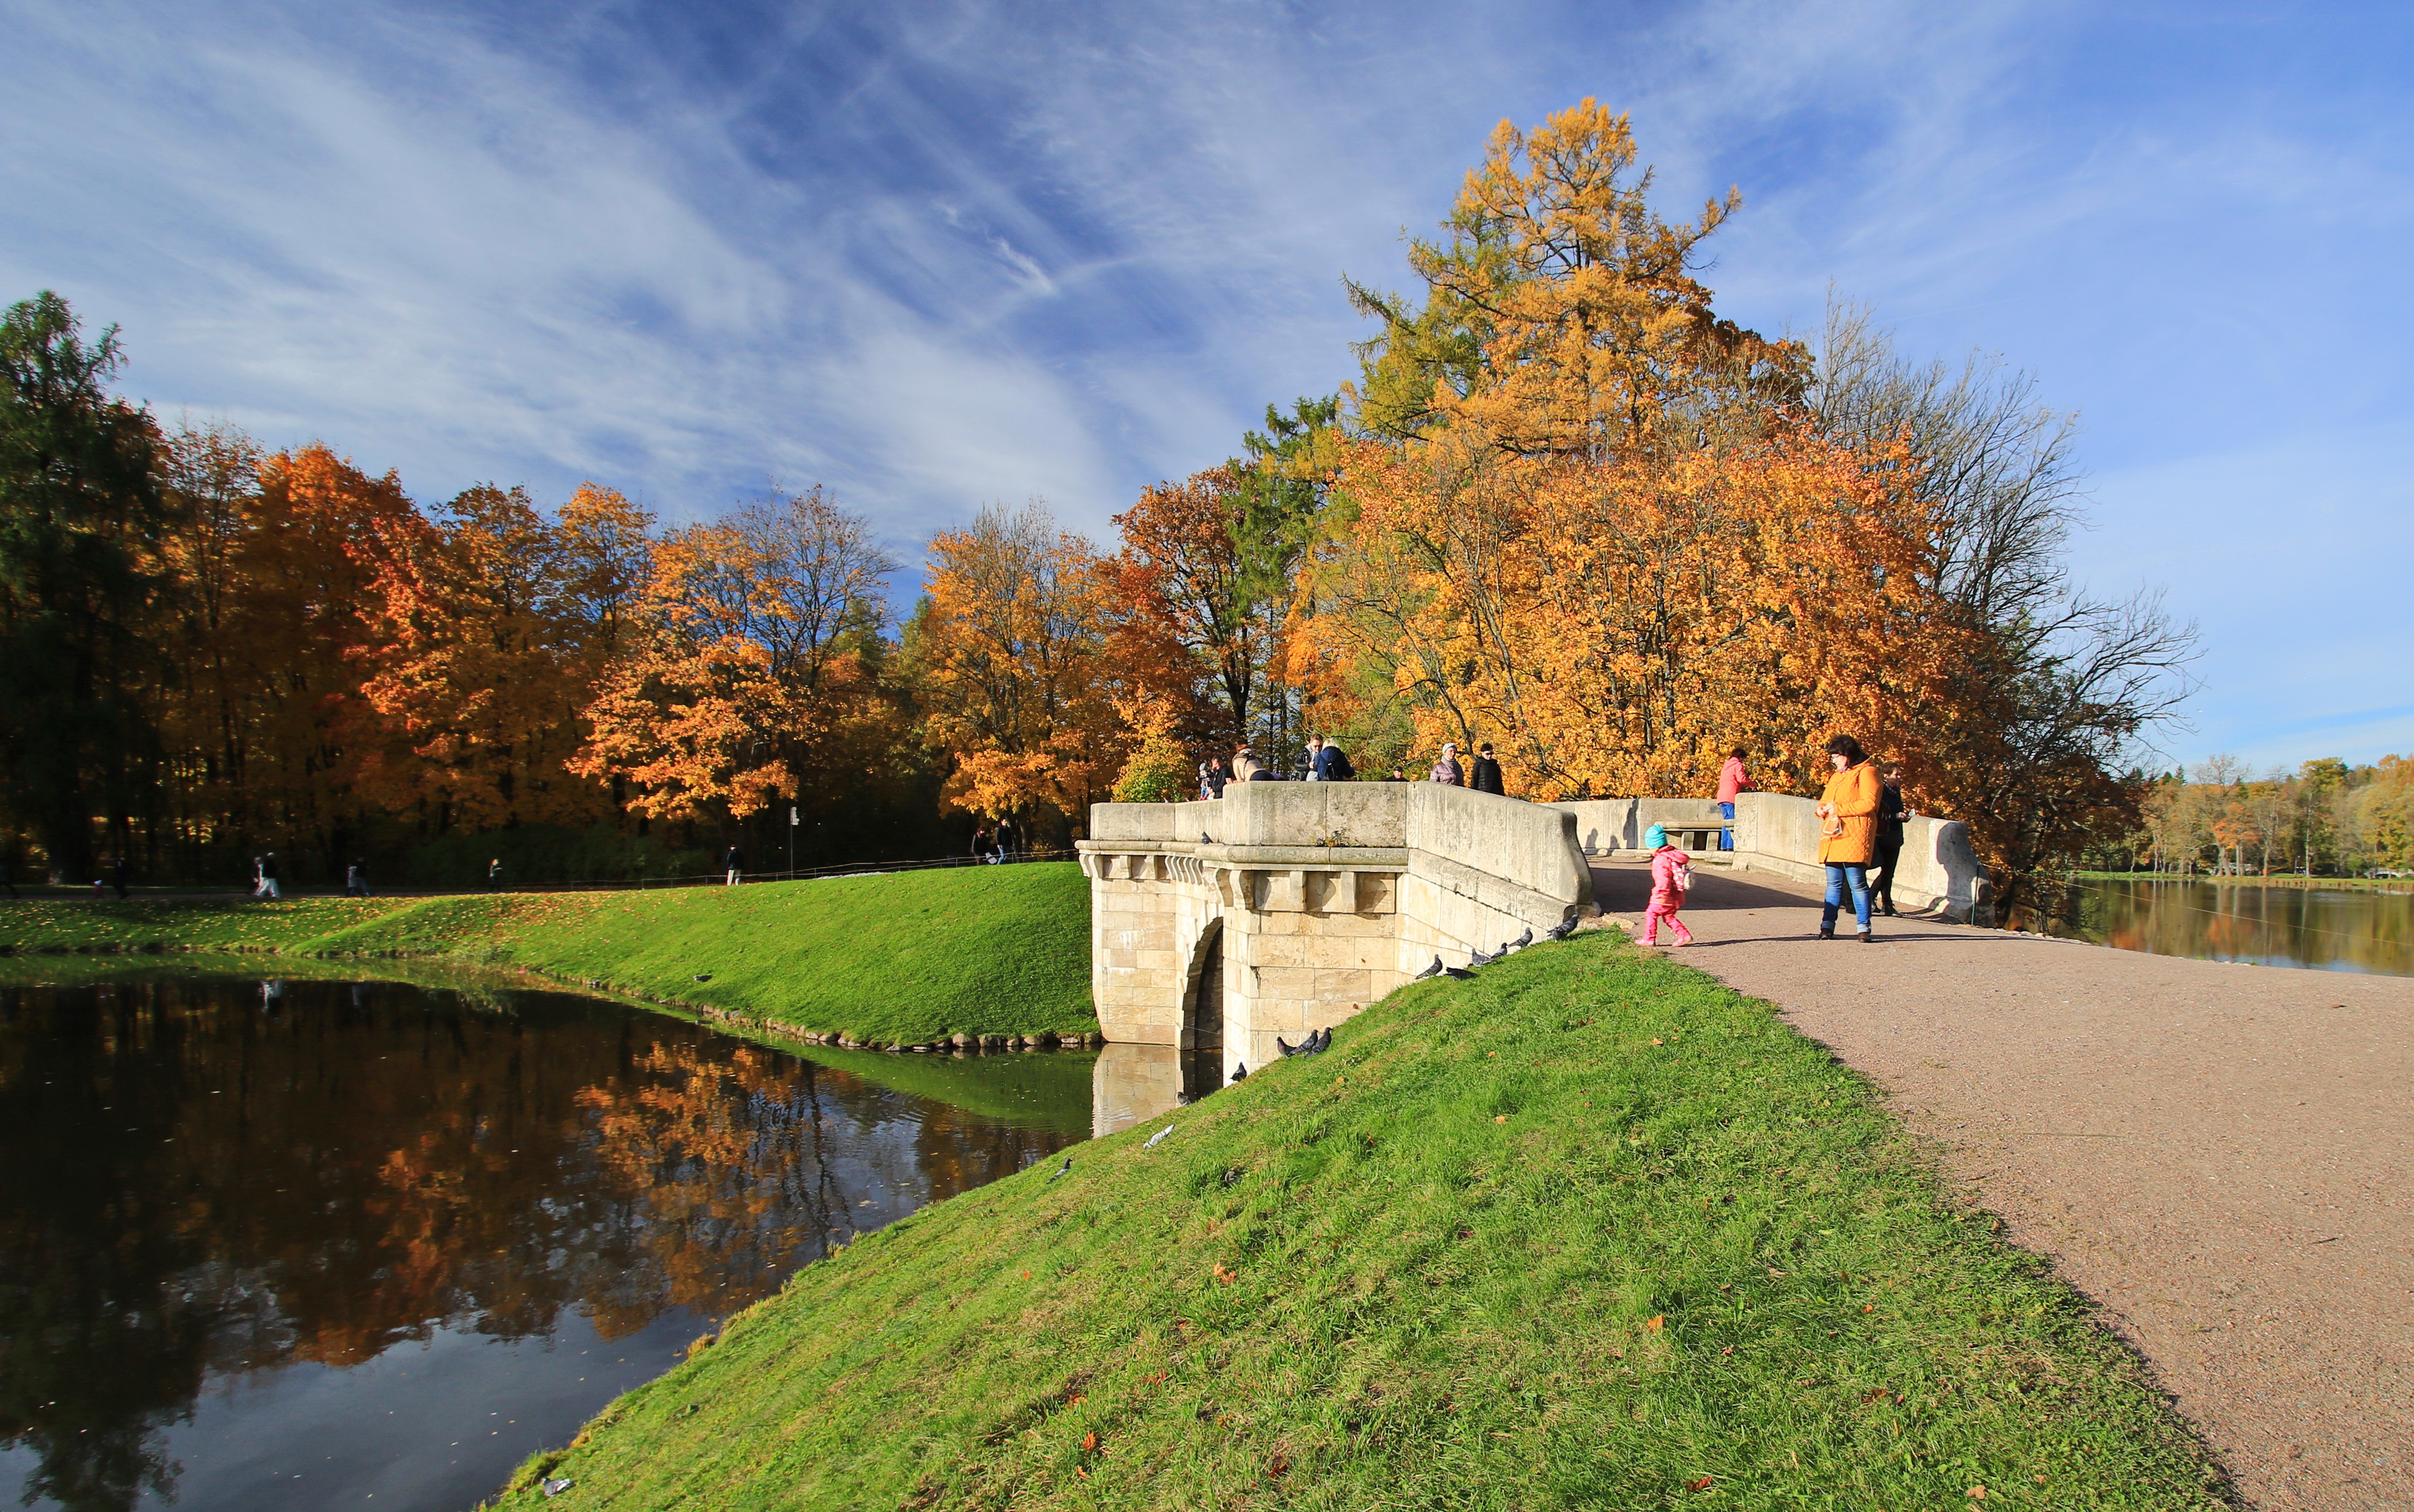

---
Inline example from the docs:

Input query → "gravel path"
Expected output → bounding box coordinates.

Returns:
[1591,859,2413,1511]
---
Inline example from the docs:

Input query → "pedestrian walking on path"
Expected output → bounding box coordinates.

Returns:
[259,852,281,900]
[486,857,502,892]
[723,845,744,885]
[1870,765,1910,917]
[1470,742,1505,795]
[1814,735,1880,941]
[1714,746,1751,851]
[1428,743,1463,785]
[345,858,369,898]
[1311,737,1354,783]
[1641,823,1694,945]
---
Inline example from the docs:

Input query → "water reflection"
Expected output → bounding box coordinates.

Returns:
[2034,879,2414,976]
[0,974,1087,1512]
[1089,1043,1226,1137]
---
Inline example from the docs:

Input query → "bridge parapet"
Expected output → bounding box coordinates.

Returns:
[1079,783,1589,1078]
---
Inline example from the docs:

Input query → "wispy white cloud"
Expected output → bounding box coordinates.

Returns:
[3,0,2406,766]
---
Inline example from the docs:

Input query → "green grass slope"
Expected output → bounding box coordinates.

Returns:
[0,865,1096,1044]
[499,933,2225,1511]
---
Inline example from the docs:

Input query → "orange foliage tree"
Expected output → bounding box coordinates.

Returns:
[1303,100,1979,801]
[572,486,898,832]
[910,501,1121,838]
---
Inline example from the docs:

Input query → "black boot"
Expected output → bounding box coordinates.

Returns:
[1817,924,1835,941]
[1857,927,1873,943]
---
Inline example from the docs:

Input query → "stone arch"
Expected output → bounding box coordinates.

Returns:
[1178,917,1226,1053]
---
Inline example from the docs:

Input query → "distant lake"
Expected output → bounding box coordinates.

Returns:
[2034,878,2414,977]
[0,971,1093,1512]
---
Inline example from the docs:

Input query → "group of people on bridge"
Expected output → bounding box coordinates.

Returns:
[1189,731,1917,948]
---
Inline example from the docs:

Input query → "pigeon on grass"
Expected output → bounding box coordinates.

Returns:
[1509,928,1533,951]
[1443,965,1476,980]
[1275,1035,1301,1058]
[1470,946,1502,966]
[692,973,712,983]
[1046,1156,1073,1182]
[1307,1026,1332,1053]
[1545,917,1580,942]
[1413,956,1444,980]
[543,1478,574,1499]
[1231,1062,1249,1081]
[1143,1125,1175,1149]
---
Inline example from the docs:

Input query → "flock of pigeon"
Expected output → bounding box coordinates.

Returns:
[1412,913,1581,982]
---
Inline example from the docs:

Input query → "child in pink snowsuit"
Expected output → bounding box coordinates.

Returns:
[1642,822,1694,945]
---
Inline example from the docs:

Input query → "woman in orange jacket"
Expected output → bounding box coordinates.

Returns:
[1814,734,1882,942]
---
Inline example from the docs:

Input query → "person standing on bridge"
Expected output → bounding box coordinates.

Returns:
[1311,736,1354,783]
[1470,742,1505,795]
[1428,743,1463,785]
[1814,735,1881,942]
[1870,764,1911,917]
[1715,746,1750,851]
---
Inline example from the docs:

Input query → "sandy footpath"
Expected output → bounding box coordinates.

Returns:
[1589,860,2413,1511]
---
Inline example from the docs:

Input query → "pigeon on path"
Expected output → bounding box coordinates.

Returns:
[1414,956,1444,980]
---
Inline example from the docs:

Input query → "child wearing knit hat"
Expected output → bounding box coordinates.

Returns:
[1642,822,1694,946]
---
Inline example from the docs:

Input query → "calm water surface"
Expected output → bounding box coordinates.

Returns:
[2044,878,2414,976]
[0,972,1096,1512]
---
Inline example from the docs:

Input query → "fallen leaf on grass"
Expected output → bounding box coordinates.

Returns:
[1862,1304,1875,1313]
[1213,1264,1237,1286]
[1686,1475,1715,1492]
[1081,1432,1098,1452]
[1967,1488,1986,1500]
[1767,1269,1788,1277]
[1719,1346,1734,1357]
[1651,1038,1664,1045]
[1645,1315,1664,1331]
[1495,1114,1508,1123]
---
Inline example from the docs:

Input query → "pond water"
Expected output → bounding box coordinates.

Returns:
[0,970,1101,1512]
[2037,878,2414,977]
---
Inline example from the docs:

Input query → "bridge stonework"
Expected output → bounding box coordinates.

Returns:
[1079,784,1993,1080]
[1078,783,1592,1079]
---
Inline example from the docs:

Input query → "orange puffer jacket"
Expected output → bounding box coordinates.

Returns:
[1818,762,1882,865]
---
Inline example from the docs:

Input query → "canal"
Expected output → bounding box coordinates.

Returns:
[0,968,1162,1512]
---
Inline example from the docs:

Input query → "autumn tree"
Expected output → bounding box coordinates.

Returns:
[572,486,898,843]
[911,500,1119,838]
[352,483,607,834]
[0,292,167,880]
[1303,102,1970,804]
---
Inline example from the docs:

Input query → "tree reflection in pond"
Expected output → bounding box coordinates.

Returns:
[0,974,1086,1512]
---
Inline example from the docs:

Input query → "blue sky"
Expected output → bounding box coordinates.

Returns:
[6,0,2409,772]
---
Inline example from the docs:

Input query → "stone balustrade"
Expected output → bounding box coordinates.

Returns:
[1081,779,1991,1079]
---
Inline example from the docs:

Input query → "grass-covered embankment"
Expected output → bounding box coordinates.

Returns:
[0,865,1096,1045]
[499,933,2225,1510]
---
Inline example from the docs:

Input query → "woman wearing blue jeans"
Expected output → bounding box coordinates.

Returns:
[1814,734,1883,942]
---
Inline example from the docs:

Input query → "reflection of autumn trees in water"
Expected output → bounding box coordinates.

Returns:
[0,976,1078,1512]
[2082,880,2413,974]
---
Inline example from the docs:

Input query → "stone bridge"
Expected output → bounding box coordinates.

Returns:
[1077,783,1991,1083]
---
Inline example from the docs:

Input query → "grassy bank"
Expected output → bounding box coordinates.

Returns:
[499,934,2224,1511]
[0,865,1096,1045]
